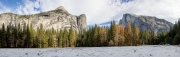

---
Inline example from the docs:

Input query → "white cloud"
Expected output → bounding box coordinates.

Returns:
[110,0,180,24]
[16,0,41,15]
[13,0,180,25]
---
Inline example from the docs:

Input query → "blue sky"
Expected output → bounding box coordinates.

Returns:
[0,0,23,13]
[0,0,23,8]
[0,0,180,26]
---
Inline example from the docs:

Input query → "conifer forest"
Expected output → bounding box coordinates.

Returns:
[0,20,180,48]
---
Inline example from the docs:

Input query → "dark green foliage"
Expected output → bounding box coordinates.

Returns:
[57,30,63,47]
[0,24,7,47]
[1,20,180,48]
[173,34,180,44]
[160,20,180,45]
[62,28,69,47]
[24,24,33,48]
[19,15,30,19]
[110,21,118,46]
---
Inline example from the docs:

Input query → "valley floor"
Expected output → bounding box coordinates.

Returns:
[0,45,180,57]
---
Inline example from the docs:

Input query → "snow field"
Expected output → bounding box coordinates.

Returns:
[0,45,179,57]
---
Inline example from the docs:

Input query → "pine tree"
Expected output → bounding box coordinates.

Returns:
[47,29,55,47]
[174,34,180,44]
[109,21,118,46]
[34,26,40,48]
[92,24,99,46]
[118,24,125,46]
[99,26,106,46]
[69,27,76,47]
[25,24,33,47]
[124,22,132,45]
[6,25,14,47]
[108,40,114,46]
[36,24,48,48]
[135,26,140,45]
[12,24,18,47]
[57,30,63,47]
[105,26,110,46]
[131,23,136,45]
[97,26,101,46]
[0,23,7,47]
[0,28,1,47]
[63,28,68,47]
[17,23,24,47]
[86,29,90,46]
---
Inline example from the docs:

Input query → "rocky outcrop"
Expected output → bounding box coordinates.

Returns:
[119,13,173,33]
[77,14,87,32]
[0,6,87,32]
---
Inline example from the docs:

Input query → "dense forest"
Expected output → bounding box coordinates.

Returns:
[0,20,179,48]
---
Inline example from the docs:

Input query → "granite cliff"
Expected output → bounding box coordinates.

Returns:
[0,6,87,32]
[119,13,173,33]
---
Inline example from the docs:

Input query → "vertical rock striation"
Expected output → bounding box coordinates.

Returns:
[0,6,87,32]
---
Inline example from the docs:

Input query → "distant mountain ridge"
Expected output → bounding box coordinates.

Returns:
[119,13,174,33]
[0,6,87,32]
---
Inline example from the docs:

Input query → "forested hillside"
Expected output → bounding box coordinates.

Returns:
[0,20,179,48]
[162,20,180,45]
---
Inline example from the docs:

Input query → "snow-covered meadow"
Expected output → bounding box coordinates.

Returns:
[0,45,180,57]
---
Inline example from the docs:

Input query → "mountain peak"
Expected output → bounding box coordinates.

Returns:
[0,6,87,33]
[124,13,138,17]
[119,13,173,34]
[55,6,68,12]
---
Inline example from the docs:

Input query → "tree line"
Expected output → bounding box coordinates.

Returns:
[158,20,180,45]
[0,20,179,48]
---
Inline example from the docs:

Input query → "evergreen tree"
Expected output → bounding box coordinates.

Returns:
[6,25,14,47]
[17,23,24,47]
[92,24,99,46]
[173,34,180,44]
[36,24,48,48]
[29,24,36,47]
[109,21,118,46]
[0,28,2,47]
[99,26,106,46]
[0,23,7,47]
[135,26,140,45]
[118,24,125,46]
[25,24,33,47]
[57,30,63,47]
[62,28,68,47]
[108,40,114,46]
[47,29,55,47]
[2,20,180,47]
[124,22,132,45]
[69,27,76,47]
[12,24,18,47]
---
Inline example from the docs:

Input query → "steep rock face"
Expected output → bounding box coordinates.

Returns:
[77,14,87,32]
[119,13,173,33]
[0,6,87,32]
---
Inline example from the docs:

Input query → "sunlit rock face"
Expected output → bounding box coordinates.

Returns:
[0,6,87,32]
